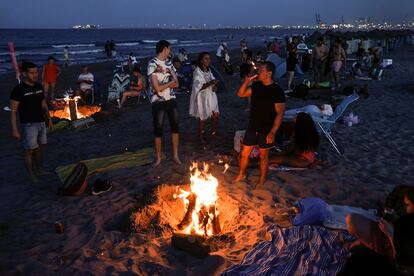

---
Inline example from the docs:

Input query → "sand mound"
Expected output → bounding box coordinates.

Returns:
[131,183,240,239]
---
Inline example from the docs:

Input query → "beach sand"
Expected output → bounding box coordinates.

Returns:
[0,45,413,275]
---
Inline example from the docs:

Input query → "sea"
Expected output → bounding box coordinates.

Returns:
[0,28,309,73]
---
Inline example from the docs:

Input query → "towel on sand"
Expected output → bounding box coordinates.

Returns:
[55,148,161,183]
[221,224,354,276]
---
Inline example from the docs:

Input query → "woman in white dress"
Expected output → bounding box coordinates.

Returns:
[189,52,220,144]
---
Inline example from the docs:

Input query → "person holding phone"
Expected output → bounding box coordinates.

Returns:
[189,52,220,145]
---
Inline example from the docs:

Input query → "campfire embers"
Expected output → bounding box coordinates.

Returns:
[176,163,221,237]
[49,97,101,121]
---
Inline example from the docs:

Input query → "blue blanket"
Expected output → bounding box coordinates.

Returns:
[221,225,354,276]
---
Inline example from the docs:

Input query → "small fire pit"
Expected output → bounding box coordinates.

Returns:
[49,97,101,127]
[130,163,241,258]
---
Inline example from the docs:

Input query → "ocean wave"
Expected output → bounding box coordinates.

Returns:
[52,43,95,48]
[176,42,217,47]
[69,49,103,54]
[141,39,178,44]
[117,42,141,46]
[0,48,104,57]
[180,40,202,44]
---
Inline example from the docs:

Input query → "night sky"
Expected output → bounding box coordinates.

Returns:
[1,0,413,28]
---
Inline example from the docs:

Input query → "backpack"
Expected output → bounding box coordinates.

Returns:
[58,163,88,196]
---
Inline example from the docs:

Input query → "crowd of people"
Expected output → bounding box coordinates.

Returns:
[8,35,414,275]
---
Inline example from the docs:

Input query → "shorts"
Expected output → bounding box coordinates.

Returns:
[287,56,297,72]
[243,129,274,149]
[20,122,47,150]
[152,100,179,137]
[332,61,342,73]
[313,60,326,75]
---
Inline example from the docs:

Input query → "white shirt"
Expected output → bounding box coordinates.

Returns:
[78,72,94,91]
[147,58,176,103]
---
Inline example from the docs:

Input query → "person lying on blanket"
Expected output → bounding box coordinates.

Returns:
[346,188,414,262]
[269,112,319,168]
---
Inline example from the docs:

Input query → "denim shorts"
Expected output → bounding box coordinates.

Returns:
[20,122,47,150]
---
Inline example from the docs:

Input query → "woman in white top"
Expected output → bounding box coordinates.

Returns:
[189,52,220,144]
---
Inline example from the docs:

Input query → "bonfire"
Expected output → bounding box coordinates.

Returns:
[49,96,101,121]
[175,162,221,237]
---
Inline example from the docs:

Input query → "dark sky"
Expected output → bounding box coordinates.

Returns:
[1,0,413,28]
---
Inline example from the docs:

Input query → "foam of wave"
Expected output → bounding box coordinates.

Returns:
[117,42,141,46]
[52,43,95,48]
[141,39,178,44]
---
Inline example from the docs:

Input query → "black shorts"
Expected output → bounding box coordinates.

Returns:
[243,129,274,149]
[152,100,179,137]
[287,56,297,72]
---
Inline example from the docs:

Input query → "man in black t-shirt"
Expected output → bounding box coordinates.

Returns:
[10,61,53,182]
[236,61,286,187]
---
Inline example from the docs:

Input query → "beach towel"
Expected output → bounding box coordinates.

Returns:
[55,148,162,184]
[221,224,354,276]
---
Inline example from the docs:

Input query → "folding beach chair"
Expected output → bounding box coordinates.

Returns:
[310,92,360,156]
[137,89,152,104]
[107,73,130,103]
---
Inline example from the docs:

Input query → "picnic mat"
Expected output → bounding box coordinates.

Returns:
[221,224,354,276]
[55,147,162,183]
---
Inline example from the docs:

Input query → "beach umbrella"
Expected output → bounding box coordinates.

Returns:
[8,42,21,83]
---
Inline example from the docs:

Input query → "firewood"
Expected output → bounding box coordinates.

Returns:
[177,193,196,230]
[209,205,221,235]
[171,233,211,258]
[68,99,78,120]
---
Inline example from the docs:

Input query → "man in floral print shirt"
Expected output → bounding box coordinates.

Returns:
[147,40,181,167]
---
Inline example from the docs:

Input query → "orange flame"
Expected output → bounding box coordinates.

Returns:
[49,97,101,120]
[177,162,219,236]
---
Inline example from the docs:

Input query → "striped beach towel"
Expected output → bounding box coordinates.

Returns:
[221,225,355,276]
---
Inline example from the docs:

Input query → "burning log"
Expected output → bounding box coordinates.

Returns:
[209,205,221,235]
[177,193,196,231]
[171,233,211,258]
[68,99,78,121]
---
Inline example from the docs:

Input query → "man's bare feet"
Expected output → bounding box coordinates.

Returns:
[173,156,182,165]
[235,174,246,182]
[254,179,266,189]
[153,159,162,167]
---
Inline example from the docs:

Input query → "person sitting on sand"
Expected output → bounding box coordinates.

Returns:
[189,52,220,145]
[119,67,146,109]
[346,188,414,260]
[269,112,320,168]
[76,65,94,100]
[236,61,286,187]
[147,40,181,167]
[42,56,61,100]
[10,61,53,182]
[342,213,414,275]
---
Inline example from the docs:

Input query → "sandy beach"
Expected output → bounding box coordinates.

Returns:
[1,43,414,275]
